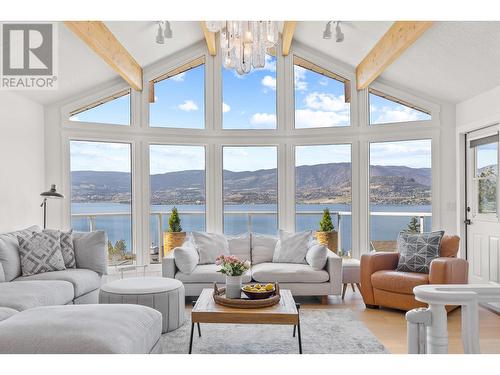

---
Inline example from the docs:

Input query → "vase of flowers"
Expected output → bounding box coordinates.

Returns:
[215,255,251,299]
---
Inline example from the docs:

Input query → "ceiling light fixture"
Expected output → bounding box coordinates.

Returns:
[323,21,344,43]
[205,21,279,75]
[155,21,173,44]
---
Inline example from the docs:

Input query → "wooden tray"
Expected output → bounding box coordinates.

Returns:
[213,283,281,309]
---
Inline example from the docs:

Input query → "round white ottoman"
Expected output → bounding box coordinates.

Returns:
[342,258,361,300]
[99,277,185,333]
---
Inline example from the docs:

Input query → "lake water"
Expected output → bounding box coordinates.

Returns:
[71,202,432,255]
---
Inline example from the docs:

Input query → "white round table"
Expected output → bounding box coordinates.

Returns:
[99,277,185,333]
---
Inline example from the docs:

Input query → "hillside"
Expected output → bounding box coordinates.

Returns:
[71,163,433,205]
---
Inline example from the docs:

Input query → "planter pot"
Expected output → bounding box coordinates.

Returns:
[163,231,186,255]
[225,275,242,299]
[315,231,338,254]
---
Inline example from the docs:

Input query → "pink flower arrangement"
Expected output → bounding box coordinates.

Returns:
[215,254,250,276]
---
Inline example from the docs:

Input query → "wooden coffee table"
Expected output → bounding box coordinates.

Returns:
[189,288,302,354]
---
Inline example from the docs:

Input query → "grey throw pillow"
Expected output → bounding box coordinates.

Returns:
[396,231,444,274]
[43,229,76,269]
[17,231,66,276]
[273,230,313,264]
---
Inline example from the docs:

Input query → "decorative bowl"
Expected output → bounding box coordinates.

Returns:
[241,285,276,300]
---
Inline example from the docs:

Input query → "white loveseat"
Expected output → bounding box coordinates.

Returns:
[162,232,342,298]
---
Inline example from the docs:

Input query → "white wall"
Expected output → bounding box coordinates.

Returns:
[457,85,500,129]
[0,92,45,233]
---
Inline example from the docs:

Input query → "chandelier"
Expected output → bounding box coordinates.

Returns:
[205,21,279,75]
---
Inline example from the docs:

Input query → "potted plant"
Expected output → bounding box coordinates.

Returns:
[315,208,338,254]
[215,255,251,299]
[163,207,186,254]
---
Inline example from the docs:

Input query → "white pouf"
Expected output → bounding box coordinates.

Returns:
[99,277,185,333]
[341,258,361,300]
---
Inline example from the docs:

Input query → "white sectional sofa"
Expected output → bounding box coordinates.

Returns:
[0,226,162,354]
[162,232,342,298]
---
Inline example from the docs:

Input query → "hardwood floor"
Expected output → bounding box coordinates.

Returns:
[297,288,500,354]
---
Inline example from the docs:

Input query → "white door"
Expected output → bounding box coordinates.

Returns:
[466,125,500,284]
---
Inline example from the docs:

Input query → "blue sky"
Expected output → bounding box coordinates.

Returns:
[370,139,432,169]
[477,143,497,170]
[223,146,277,172]
[150,145,205,174]
[369,93,431,125]
[70,94,130,125]
[296,144,351,166]
[70,141,131,172]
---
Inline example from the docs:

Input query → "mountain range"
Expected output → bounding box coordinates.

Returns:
[71,163,432,205]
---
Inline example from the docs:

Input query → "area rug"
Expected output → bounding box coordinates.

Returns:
[160,309,389,354]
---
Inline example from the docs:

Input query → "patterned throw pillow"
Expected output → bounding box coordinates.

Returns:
[43,229,76,268]
[17,231,66,276]
[396,231,444,274]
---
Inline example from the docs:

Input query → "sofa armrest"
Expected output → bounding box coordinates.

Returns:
[429,257,468,284]
[73,230,108,275]
[360,252,400,306]
[162,251,177,279]
[326,251,342,295]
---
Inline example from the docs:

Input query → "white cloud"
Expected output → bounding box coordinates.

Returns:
[371,105,423,124]
[222,102,231,113]
[318,78,328,86]
[304,92,347,112]
[370,140,432,168]
[294,66,308,91]
[150,145,205,174]
[264,54,276,72]
[250,112,277,126]
[171,72,186,82]
[261,75,276,91]
[178,100,199,112]
[295,109,349,128]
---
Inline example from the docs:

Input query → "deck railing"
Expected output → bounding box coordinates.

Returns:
[71,210,432,262]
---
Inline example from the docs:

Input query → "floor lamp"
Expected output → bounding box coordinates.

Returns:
[40,184,64,229]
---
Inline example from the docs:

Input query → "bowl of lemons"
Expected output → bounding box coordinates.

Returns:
[241,283,276,299]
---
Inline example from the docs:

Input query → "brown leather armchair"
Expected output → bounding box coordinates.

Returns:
[360,235,468,311]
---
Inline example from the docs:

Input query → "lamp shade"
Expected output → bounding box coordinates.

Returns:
[40,184,64,199]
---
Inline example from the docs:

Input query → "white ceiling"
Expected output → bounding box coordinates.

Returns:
[16,21,500,106]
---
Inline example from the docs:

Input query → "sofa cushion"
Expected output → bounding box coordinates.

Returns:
[0,307,18,321]
[191,232,229,265]
[0,280,74,311]
[273,230,312,264]
[44,229,76,268]
[371,270,429,295]
[73,231,108,275]
[18,231,66,276]
[396,231,444,274]
[251,262,330,283]
[251,233,277,265]
[176,264,252,284]
[15,268,101,297]
[227,233,251,262]
[0,304,162,354]
[440,235,460,258]
[0,226,41,281]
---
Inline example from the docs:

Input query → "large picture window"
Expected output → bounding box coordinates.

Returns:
[222,55,277,129]
[149,58,205,129]
[295,144,352,253]
[369,139,432,251]
[294,56,350,129]
[69,90,131,126]
[70,141,133,265]
[369,89,431,125]
[149,145,206,263]
[223,146,278,234]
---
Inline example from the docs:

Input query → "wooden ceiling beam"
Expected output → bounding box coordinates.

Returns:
[64,21,143,91]
[355,21,433,91]
[282,21,296,56]
[200,22,217,56]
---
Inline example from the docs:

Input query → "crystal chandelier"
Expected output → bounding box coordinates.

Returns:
[205,21,279,75]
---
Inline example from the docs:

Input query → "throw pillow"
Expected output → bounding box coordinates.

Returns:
[174,239,199,274]
[43,229,76,268]
[17,231,66,276]
[273,230,313,264]
[251,233,277,265]
[306,242,328,270]
[396,231,444,274]
[73,231,108,275]
[191,232,229,265]
[227,233,251,262]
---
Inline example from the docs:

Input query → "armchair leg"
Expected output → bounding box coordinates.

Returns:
[321,295,329,305]
[341,284,348,300]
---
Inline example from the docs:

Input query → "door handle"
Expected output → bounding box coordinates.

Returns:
[464,219,472,225]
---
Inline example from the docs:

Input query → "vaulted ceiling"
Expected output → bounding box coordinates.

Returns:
[17,21,500,106]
